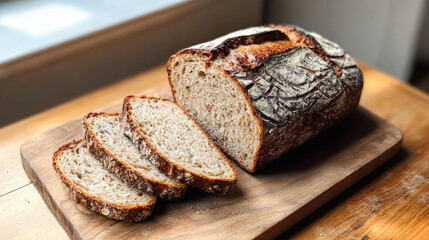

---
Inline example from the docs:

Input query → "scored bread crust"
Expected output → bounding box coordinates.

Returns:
[52,139,156,222]
[167,24,363,172]
[121,95,238,195]
[83,112,187,200]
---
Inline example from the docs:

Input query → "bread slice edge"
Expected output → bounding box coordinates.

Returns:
[167,53,264,173]
[52,139,156,222]
[83,112,187,200]
[121,95,238,195]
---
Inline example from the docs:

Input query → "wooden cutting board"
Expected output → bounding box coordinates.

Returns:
[21,85,402,240]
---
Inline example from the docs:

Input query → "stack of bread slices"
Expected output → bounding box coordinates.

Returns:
[53,96,238,222]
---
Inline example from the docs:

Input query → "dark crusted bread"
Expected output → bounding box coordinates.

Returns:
[83,113,187,200]
[121,95,238,195]
[52,139,156,222]
[167,24,363,172]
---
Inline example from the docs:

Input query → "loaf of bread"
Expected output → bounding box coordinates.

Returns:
[121,96,238,194]
[52,140,156,222]
[83,112,187,200]
[167,24,363,172]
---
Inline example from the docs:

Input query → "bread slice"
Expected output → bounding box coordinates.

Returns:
[167,24,363,172]
[83,112,187,200]
[52,139,156,222]
[121,96,238,195]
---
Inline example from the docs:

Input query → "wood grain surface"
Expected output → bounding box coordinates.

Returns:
[20,84,401,239]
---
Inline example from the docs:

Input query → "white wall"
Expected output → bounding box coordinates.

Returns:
[265,0,427,81]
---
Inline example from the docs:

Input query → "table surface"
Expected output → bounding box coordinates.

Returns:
[1,63,428,239]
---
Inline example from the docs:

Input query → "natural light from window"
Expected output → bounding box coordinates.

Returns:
[0,0,186,64]
[0,4,90,37]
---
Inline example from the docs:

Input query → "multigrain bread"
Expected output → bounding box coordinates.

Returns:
[167,24,363,172]
[121,96,238,195]
[52,139,156,222]
[83,113,187,200]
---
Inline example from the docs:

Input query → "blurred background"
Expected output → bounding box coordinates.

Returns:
[0,0,428,127]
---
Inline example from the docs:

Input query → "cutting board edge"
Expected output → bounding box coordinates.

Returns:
[256,133,402,240]
[21,150,83,240]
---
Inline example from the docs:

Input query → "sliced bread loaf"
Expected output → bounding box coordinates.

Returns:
[121,96,238,195]
[52,139,156,222]
[167,24,363,172]
[83,112,187,200]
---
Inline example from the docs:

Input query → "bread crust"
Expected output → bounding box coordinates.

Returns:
[83,113,187,200]
[179,26,287,61]
[167,24,363,172]
[121,95,238,195]
[52,139,156,222]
